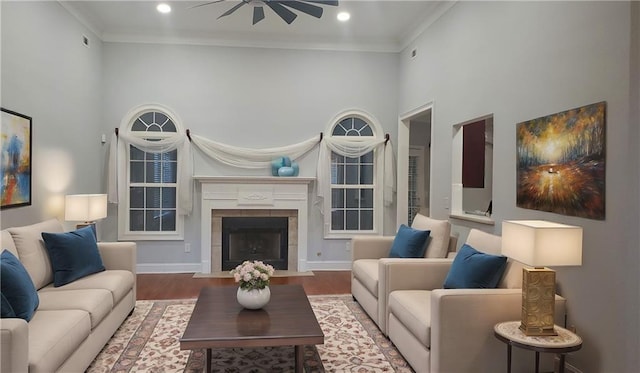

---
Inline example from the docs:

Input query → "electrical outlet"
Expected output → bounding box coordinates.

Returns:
[184,243,191,253]
[345,242,351,252]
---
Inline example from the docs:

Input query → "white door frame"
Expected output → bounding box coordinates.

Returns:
[397,102,434,226]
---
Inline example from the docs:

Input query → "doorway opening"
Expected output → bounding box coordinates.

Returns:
[398,104,432,226]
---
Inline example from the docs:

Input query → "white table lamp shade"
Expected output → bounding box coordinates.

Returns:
[502,220,582,267]
[65,194,108,222]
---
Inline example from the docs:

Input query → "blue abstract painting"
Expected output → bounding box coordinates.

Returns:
[1,108,32,209]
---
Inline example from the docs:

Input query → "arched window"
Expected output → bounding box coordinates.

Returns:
[324,111,384,238]
[118,105,185,240]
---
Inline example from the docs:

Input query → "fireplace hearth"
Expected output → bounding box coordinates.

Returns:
[196,176,314,273]
[222,217,288,270]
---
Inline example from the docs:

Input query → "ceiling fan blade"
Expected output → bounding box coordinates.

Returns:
[188,0,227,10]
[265,1,297,24]
[300,0,339,6]
[253,6,265,24]
[279,1,323,18]
[218,2,247,19]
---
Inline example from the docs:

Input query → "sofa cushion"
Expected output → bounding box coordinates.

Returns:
[39,270,135,306]
[0,229,19,258]
[41,226,105,287]
[410,214,451,258]
[27,309,91,373]
[38,289,113,329]
[1,250,39,321]
[7,219,64,289]
[389,224,431,258]
[352,259,379,296]
[499,259,524,289]
[388,290,431,348]
[443,244,507,289]
[465,229,502,255]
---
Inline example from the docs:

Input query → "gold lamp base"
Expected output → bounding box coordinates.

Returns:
[520,267,557,336]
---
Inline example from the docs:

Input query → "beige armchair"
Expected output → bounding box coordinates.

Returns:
[385,229,567,373]
[351,214,457,335]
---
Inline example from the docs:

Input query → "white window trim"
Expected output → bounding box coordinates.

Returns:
[117,104,185,241]
[323,109,385,239]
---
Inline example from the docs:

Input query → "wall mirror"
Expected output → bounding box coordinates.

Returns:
[451,115,494,224]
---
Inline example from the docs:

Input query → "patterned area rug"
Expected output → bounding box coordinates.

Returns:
[87,295,413,372]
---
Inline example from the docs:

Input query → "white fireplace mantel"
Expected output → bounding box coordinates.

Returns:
[195,176,315,273]
[195,176,316,185]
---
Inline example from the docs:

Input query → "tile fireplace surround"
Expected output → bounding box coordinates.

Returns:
[196,176,314,273]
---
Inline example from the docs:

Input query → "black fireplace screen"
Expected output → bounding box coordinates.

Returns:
[222,217,288,271]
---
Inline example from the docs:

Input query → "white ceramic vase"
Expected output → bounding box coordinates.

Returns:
[236,286,271,310]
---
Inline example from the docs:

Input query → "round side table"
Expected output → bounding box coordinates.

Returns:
[494,321,582,373]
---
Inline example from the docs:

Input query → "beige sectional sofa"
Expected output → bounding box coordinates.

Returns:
[0,219,136,373]
[385,229,567,373]
[351,215,457,335]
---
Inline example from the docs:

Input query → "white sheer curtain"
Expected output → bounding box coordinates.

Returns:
[108,130,395,218]
[190,133,320,169]
[315,136,396,213]
[107,131,193,215]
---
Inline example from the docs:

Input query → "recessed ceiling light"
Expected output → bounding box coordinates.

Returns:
[157,3,171,14]
[337,12,350,22]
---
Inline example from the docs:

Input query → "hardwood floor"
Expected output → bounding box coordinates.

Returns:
[136,271,352,300]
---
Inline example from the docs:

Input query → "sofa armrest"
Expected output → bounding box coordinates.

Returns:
[377,258,454,334]
[430,289,566,372]
[351,236,395,262]
[1,318,29,373]
[98,242,137,274]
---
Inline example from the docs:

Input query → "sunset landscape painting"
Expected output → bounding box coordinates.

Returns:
[516,102,606,220]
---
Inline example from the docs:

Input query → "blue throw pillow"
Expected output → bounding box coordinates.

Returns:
[389,224,431,258]
[443,244,507,289]
[0,250,39,321]
[1,292,16,318]
[41,226,105,287]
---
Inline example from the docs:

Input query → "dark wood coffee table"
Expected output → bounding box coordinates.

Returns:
[180,284,324,372]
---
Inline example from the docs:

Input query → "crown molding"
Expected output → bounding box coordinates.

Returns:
[58,1,103,40]
[101,32,400,53]
[59,1,452,54]
[400,1,457,52]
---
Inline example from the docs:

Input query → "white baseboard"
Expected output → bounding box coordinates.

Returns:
[137,261,351,273]
[556,357,582,373]
[305,260,351,271]
[565,364,582,373]
[137,263,202,274]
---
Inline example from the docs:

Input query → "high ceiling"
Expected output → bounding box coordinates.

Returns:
[60,1,452,52]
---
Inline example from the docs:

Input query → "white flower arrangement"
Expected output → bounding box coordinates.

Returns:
[230,260,275,290]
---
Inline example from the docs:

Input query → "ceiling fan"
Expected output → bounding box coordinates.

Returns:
[191,0,339,25]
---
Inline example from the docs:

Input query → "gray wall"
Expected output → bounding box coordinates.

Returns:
[398,1,639,371]
[2,1,639,371]
[1,1,400,270]
[100,42,400,269]
[1,1,104,231]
